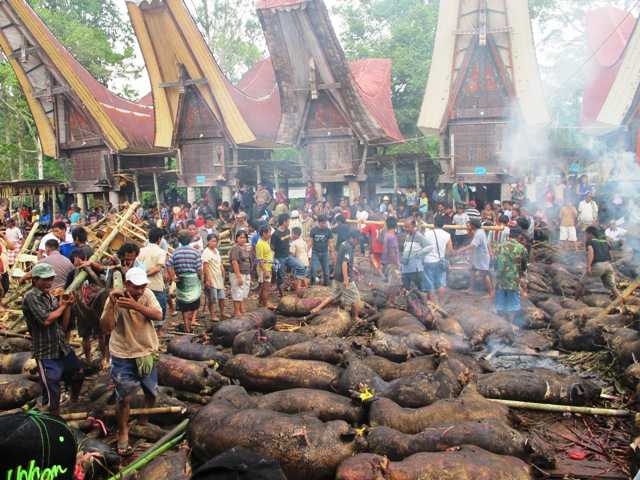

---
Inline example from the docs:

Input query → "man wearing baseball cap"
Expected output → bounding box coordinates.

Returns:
[100,267,162,456]
[22,263,83,416]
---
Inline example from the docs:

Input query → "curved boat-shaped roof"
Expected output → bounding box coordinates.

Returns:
[257,0,403,145]
[237,57,402,144]
[582,7,638,132]
[127,0,281,148]
[0,0,155,156]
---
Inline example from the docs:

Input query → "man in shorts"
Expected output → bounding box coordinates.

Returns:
[585,226,620,299]
[100,267,162,457]
[457,218,494,297]
[311,231,362,321]
[494,227,528,323]
[558,200,578,248]
[22,263,82,416]
[202,233,229,321]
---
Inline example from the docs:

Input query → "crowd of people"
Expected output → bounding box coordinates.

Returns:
[0,174,633,456]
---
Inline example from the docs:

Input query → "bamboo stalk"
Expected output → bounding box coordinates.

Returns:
[1,283,31,307]
[106,432,185,480]
[9,222,39,278]
[60,405,186,421]
[346,219,504,231]
[64,202,140,295]
[593,277,640,323]
[147,418,189,453]
[487,399,631,416]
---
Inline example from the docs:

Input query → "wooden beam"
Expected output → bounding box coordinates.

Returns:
[9,45,39,59]
[33,85,70,99]
[159,78,207,89]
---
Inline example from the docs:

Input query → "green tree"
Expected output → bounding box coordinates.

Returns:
[334,0,439,137]
[28,0,140,91]
[192,0,265,82]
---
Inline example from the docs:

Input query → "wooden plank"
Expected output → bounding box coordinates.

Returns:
[545,459,627,479]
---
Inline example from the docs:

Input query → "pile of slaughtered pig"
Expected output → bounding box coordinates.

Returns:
[0,205,638,480]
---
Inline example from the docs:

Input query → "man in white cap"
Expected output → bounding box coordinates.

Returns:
[100,267,162,457]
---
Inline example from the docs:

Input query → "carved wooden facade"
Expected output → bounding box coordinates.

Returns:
[419,0,550,184]
[258,0,402,184]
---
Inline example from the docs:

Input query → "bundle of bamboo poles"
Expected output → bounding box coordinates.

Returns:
[347,218,504,232]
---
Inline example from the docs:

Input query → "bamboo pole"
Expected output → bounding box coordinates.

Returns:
[60,405,186,421]
[64,202,139,295]
[593,277,640,322]
[347,219,504,232]
[9,221,39,276]
[488,399,631,416]
[106,433,185,480]
[1,283,31,307]
[147,418,189,453]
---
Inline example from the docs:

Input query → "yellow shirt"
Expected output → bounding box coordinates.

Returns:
[256,239,274,273]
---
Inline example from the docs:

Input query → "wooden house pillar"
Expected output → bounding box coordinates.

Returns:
[348,181,360,203]
[51,187,57,218]
[187,187,196,204]
[133,174,141,203]
[109,191,119,208]
[392,160,399,196]
[153,173,161,209]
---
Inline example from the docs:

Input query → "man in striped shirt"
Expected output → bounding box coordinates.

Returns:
[167,231,202,333]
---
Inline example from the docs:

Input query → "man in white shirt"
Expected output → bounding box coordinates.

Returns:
[605,221,626,249]
[137,228,168,324]
[37,221,73,258]
[5,219,23,244]
[423,217,452,304]
[578,192,598,230]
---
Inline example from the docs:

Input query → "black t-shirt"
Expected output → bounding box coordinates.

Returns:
[334,224,352,249]
[271,228,291,259]
[587,238,611,264]
[335,242,355,282]
[435,212,453,226]
[310,227,333,254]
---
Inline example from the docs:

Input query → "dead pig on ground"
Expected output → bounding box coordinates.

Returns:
[212,385,364,423]
[477,368,600,405]
[157,354,228,394]
[209,309,276,347]
[222,354,342,392]
[336,446,533,480]
[188,399,356,480]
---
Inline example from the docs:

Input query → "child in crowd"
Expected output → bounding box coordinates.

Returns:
[290,227,310,288]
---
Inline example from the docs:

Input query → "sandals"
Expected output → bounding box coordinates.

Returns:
[117,444,134,457]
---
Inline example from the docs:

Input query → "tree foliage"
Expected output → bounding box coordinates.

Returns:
[334,0,439,137]
[192,0,265,82]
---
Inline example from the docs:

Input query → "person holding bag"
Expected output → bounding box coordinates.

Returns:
[423,216,453,304]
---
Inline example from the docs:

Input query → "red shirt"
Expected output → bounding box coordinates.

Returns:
[362,224,384,254]
[195,217,205,228]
